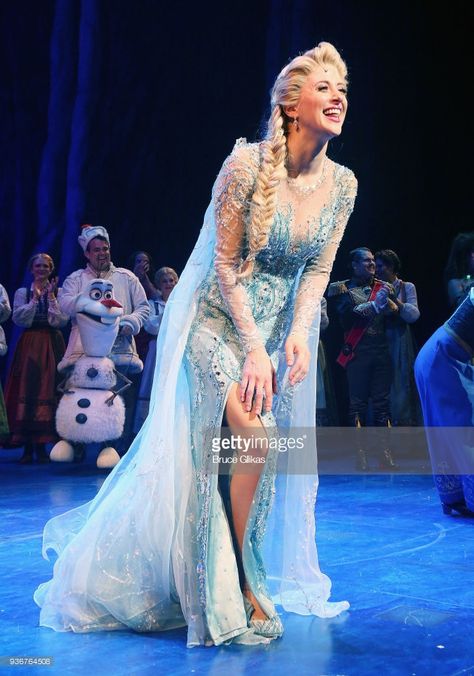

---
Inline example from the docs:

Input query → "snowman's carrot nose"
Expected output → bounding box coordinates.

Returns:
[101,298,123,309]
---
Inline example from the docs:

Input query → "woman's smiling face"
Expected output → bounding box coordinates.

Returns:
[292,64,348,140]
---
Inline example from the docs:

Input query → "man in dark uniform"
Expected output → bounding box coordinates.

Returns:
[327,247,398,470]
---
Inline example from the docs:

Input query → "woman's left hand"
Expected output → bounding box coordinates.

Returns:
[285,334,311,386]
[47,277,58,298]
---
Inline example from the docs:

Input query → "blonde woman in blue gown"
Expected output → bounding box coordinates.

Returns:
[34,42,357,647]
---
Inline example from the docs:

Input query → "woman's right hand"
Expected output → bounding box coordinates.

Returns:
[240,346,276,415]
[32,282,45,301]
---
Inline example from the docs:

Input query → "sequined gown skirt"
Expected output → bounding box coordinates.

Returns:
[181,270,294,643]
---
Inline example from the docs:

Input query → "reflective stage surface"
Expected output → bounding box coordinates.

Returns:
[1,448,473,675]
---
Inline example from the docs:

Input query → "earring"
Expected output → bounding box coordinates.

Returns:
[293,117,300,132]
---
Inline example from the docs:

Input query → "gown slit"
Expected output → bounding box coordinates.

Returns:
[185,346,280,643]
[220,389,273,599]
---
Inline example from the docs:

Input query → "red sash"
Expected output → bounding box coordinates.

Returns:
[336,280,384,368]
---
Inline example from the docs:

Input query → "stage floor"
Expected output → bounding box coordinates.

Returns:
[1,449,473,676]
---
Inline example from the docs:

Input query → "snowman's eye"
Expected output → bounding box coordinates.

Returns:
[90,289,103,300]
[104,291,113,300]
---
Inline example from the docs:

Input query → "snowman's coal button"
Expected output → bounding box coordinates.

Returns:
[75,413,88,424]
[77,398,91,408]
[87,367,99,378]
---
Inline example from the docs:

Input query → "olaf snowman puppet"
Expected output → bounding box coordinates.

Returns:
[50,279,131,468]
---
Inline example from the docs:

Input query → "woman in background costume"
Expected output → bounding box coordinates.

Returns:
[375,249,421,426]
[4,254,67,463]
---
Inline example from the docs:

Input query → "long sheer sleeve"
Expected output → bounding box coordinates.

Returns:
[213,143,264,353]
[289,170,357,340]
[399,281,420,323]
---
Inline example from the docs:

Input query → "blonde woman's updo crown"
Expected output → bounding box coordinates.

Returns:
[28,253,55,273]
[154,266,179,287]
[239,42,347,279]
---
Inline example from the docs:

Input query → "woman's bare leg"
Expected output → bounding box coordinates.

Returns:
[225,382,268,620]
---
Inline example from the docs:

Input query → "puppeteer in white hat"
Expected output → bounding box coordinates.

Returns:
[78,224,110,252]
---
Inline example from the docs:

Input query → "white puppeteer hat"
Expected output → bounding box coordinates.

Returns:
[78,225,110,252]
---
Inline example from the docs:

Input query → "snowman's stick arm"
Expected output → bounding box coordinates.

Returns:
[105,370,133,405]
[57,377,75,395]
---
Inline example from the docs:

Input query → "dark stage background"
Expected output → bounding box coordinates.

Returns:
[0,0,472,385]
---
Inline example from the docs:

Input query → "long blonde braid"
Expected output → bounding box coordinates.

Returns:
[238,106,286,278]
[239,42,347,278]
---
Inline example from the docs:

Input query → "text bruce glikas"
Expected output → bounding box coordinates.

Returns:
[211,434,307,455]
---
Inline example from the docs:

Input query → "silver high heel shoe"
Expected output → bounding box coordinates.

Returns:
[243,596,284,639]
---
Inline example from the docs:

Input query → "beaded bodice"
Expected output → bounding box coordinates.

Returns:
[199,141,357,354]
